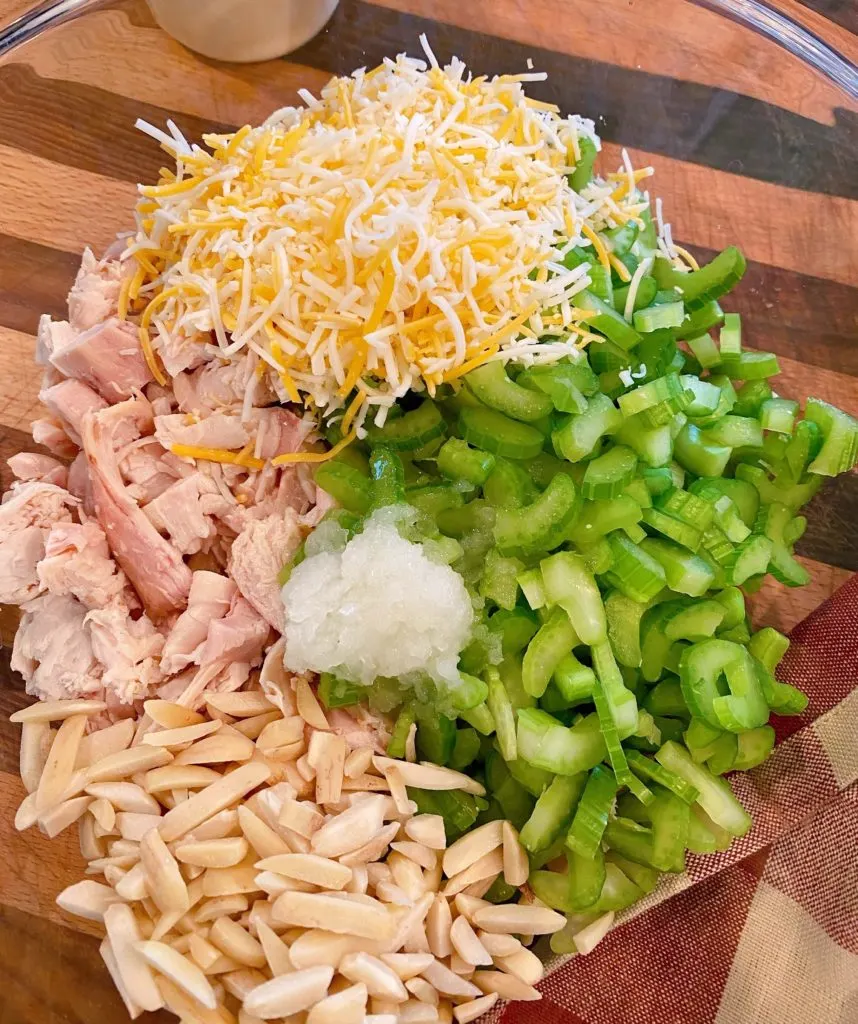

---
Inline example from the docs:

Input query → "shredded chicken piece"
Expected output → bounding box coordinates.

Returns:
[160,571,236,675]
[67,248,127,331]
[37,520,128,609]
[154,411,250,451]
[229,511,302,631]
[7,452,68,488]
[50,317,153,402]
[40,378,107,447]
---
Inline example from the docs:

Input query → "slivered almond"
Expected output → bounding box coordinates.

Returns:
[373,758,485,797]
[185,808,241,842]
[256,717,305,751]
[571,911,615,955]
[255,869,306,898]
[100,937,144,1019]
[19,720,52,794]
[307,731,346,804]
[256,920,292,976]
[476,931,522,957]
[209,916,266,968]
[296,753,315,782]
[103,904,164,1012]
[423,857,442,895]
[222,966,267,999]
[143,720,223,748]
[442,821,503,879]
[279,799,323,839]
[405,977,439,1005]
[442,849,503,897]
[255,853,351,890]
[144,700,206,729]
[38,795,92,838]
[379,953,435,981]
[288,930,385,969]
[156,975,226,1024]
[404,723,418,763]
[343,747,373,779]
[404,815,446,851]
[384,763,412,818]
[341,773,390,792]
[420,959,481,999]
[398,999,439,1023]
[237,804,291,859]
[388,851,426,901]
[339,952,409,1001]
[175,837,249,868]
[174,729,254,765]
[450,916,493,967]
[144,765,221,794]
[88,746,173,784]
[76,719,135,770]
[135,939,217,1008]
[56,879,125,922]
[202,863,262,898]
[206,692,274,718]
[116,812,161,843]
[141,827,190,916]
[85,782,160,814]
[339,822,400,867]
[89,797,116,832]
[473,969,541,1001]
[462,877,495,899]
[262,740,305,763]
[11,698,107,724]
[159,763,271,843]
[376,881,411,906]
[233,711,282,740]
[295,677,329,730]
[453,992,499,1023]
[273,892,394,941]
[114,862,148,902]
[244,965,334,1019]
[150,908,185,942]
[426,895,452,959]
[188,933,223,972]
[452,895,490,922]
[384,893,433,956]
[310,794,386,858]
[501,821,529,887]
[497,946,544,985]
[36,714,87,813]
[306,981,368,1024]
[193,894,249,924]
[472,904,566,935]
[390,841,436,871]
[79,814,104,861]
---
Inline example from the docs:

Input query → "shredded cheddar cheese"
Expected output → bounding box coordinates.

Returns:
[127,38,654,436]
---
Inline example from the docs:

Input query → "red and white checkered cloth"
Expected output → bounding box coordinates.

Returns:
[496,574,858,1024]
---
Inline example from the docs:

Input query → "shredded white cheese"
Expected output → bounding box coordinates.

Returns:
[125,41,656,433]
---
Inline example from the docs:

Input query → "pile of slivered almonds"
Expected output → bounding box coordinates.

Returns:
[12,686,566,1024]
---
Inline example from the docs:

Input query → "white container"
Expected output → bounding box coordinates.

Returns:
[147,0,339,64]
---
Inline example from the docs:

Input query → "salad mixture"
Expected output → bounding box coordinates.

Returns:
[5,39,858,1024]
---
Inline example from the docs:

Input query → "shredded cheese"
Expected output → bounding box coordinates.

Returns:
[127,40,652,435]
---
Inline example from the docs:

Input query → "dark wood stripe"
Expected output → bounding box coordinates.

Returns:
[0,901,172,1024]
[797,472,858,571]
[0,650,25,779]
[1,4,857,199]
[291,0,858,199]
[0,63,232,185]
[797,0,858,35]
[0,236,79,335]
[684,244,858,379]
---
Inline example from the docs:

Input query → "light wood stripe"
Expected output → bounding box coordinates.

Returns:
[371,0,857,123]
[0,146,135,255]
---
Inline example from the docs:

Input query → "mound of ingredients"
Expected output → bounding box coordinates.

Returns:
[5,38,858,1024]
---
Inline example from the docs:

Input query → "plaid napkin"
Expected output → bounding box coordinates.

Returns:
[495,574,858,1024]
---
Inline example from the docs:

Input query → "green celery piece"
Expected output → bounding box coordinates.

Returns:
[494,474,581,555]
[449,728,481,771]
[387,705,417,758]
[519,773,587,854]
[640,537,716,596]
[606,851,660,893]
[465,361,554,423]
[804,397,858,476]
[605,590,648,668]
[459,406,545,460]
[686,803,733,854]
[553,393,624,462]
[566,765,618,859]
[655,741,752,836]
[516,708,607,776]
[679,639,769,732]
[648,786,690,872]
[567,847,608,910]
[603,817,657,867]
[366,401,446,451]
[626,750,699,804]
[553,653,597,704]
[522,608,578,698]
[540,551,607,645]
[436,438,496,486]
[486,667,517,762]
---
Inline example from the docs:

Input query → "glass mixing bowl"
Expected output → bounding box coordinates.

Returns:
[1,0,855,627]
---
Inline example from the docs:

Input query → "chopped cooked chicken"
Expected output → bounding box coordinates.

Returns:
[0,526,46,604]
[173,359,275,415]
[37,520,127,609]
[0,480,76,532]
[31,417,79,459]
[82,398,192,618]
[327,706,393,754]
[160,571,236,675]
[86,604,165,704]
[40,378,108,446]
[120,444,181,503]
[36,315,78,363]
[7,452,68,488]
[143,473,231,555]
[253,407,313,460]
[11,592,102,701]
[50,317,153,402]
[67,248,126,331]
[228,512,302,631]
[154,411,250,452]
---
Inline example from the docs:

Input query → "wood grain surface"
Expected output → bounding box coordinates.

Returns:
[0,2,855,1022]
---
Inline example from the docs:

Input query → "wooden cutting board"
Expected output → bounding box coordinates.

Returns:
[0,2,856,1021]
